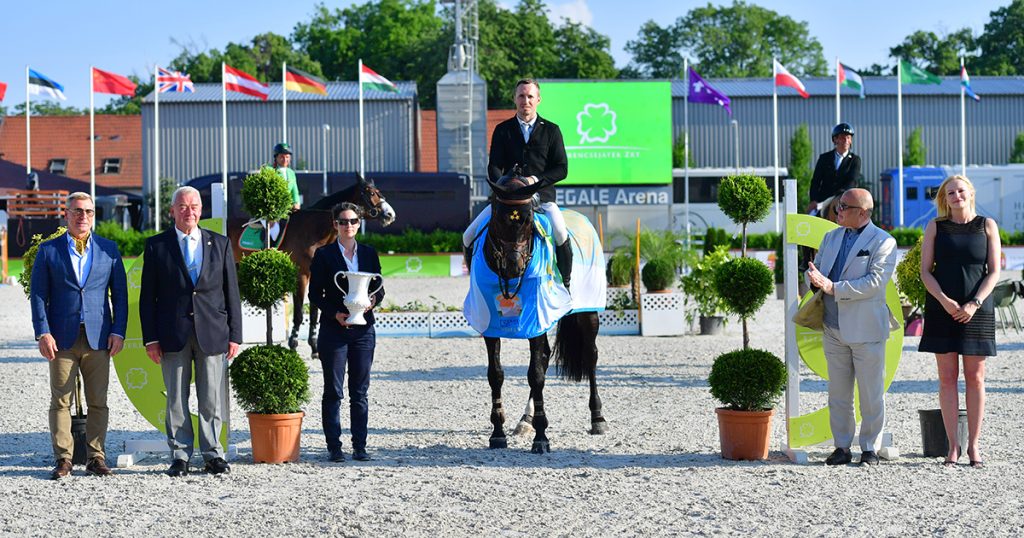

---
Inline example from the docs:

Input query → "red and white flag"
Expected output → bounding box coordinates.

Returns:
[774,59,809,99]
[224,64,268,101]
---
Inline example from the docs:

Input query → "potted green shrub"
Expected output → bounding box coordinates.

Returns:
[709,173,786,460]
[641,258,675,292]
[895,236,926,335]
[606,252,633,288]
[228,168,309,463]
[680,245,731,334]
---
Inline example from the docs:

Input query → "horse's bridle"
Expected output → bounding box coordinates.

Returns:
[360,184,386,218]
[487,197,534,300]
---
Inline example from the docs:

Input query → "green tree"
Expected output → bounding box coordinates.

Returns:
[889,29,978,75]
[905,127,927,165]
[170,32,323,84]
[622,20,684,78]
[672,133,696,168]
[977,0,1024,75]
[626,1,827,78]
[9,102,85,116]
[788,124,812,211]
[552,20,618,79]
[293,0,446,108]
[1011,132,1024,163]
[99,77,154,115]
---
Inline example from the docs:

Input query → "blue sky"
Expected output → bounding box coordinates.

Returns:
[0,0,1008,110]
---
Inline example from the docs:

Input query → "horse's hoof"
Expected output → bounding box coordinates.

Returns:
[512,421,534,436]
[489,437,508,449]
[288,337,299,351]
[589,420,608,435]
[531,441,550,454]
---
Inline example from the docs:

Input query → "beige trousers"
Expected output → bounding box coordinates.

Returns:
[48,327,110,461]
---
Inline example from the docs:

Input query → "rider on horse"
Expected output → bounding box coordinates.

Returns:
[273,142,302,211]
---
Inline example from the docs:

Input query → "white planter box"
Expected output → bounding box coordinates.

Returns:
[640,292,686,337]
[241,303,287,344]
[598,309,640,336]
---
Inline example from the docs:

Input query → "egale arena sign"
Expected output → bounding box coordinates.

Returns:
[555,185,672,206]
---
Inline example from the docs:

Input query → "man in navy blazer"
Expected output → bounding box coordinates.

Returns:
[808,123,862,214]
[30,192,127,479]
[139,186,241,477]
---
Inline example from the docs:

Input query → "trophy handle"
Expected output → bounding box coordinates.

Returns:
[368,273,384,298]
[333,271,349,299]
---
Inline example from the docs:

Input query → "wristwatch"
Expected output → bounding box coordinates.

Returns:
[969,297,983,307]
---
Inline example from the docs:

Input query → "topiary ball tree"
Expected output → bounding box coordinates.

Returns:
[717,174,772,256]
[714,257,774,349]
[895,235,927,314]
[229,344,310,415]
[238,248,298,344]
[708,348,787,411]
[241,166,293,227]
[641,258,675,292]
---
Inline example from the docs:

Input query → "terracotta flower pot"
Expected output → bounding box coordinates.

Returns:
[248,411,304,463]
[715,407,774,461]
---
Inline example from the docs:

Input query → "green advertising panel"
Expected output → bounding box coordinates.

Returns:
[541,81,672,185]
[380,254,451,277]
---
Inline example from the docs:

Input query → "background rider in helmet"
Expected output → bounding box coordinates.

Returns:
[273,142,301,211]
[808,123,862,214]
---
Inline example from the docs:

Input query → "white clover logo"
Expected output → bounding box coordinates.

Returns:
[405,257,423,273]
[126,368,148,390]
[576,103,617,144]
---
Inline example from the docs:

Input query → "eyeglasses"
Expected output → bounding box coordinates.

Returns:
[335,218,360,226]
[836,202,867,212]
[69,208,95,217]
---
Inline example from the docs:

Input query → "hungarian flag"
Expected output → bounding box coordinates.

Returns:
[28,69,66,100]
[285,66,327,95]
[224,64,268,100]
[360,64,398,93]
[900,60,941,85]
[92,68,137,96]
[774,60,809,98]
[0,81,6,102]
[961,66,981,102]
[838,61,865,99]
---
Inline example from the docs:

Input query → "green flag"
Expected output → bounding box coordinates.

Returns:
[900,60,941,85]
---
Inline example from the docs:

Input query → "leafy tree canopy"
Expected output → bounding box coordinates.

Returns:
[889,28,978,75]
[977,0,1024,75]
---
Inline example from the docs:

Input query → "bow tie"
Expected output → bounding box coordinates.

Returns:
[73,235,90,255]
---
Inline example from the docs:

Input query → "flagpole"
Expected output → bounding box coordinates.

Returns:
[960,56,966,177]
[772,58,780,233]
[835,56,840,125]
[282,61,287,144]
[154,65,161,232]
[25,65,30,175]
[683,58,690,249]
[89,66,96,203]
[358,58,365,178]
[222,62,228,236]
[897,61,904,227]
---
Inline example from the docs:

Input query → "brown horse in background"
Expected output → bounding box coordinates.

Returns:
[228,175,395,358]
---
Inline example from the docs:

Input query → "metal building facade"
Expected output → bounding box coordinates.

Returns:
[141,81,417,201]
[672,76,1024,191]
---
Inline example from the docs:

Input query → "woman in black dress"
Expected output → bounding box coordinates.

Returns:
[308,202,384,463]
[919,175,1001,467]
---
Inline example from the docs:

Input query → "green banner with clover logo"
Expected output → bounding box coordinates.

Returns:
[541,81,672,185]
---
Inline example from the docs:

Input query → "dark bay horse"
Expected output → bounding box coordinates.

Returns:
[229,175,395,358]
[471,175,606,454]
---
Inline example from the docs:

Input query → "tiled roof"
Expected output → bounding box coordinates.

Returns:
[0,115,142,189]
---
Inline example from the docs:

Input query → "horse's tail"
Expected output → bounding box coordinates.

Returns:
[553,311,599,383]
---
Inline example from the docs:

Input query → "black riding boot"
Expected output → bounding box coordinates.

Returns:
[555,240,573,290]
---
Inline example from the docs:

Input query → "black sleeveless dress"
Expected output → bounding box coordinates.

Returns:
[919,216,996,356]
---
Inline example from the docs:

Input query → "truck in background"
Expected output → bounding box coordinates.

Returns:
[878,165,1024,230]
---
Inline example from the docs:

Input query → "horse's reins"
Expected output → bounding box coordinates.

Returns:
[486,197,536,300]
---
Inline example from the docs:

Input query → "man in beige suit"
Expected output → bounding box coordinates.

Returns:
[806,188,898,466]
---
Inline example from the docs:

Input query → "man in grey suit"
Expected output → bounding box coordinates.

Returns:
[30,192,128,479]
[806,188,898,466]
[140,186,241,477]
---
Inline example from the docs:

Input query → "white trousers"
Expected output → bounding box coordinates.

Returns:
[822,326,887,451]
[463,202,567,248]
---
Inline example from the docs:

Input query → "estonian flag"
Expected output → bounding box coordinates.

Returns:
[28,69,66,101]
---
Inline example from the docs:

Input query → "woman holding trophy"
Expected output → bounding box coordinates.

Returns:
[309,202,385,463]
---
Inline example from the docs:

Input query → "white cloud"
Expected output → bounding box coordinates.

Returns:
[548,0,594,27]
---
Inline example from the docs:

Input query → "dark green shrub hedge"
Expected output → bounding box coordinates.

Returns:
[241,166,292,221]
[703,227,731,255]
[895,236,927,310]
[708,348,787,410]
[95,221,157,257]
[237,248,298,309]
[714,257,774,318]
[229,344,310,414]
[360,228,463,253]
[718,174,772,226]
[641,258,675,291]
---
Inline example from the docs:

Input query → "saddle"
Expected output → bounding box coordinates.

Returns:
[240,218,289,250]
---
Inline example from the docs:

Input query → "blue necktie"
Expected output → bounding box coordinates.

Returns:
[184,236,198,285]
[522,122,533,143]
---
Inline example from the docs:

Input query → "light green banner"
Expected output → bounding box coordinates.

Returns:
[380,254,451,277]
[541,81,672,185]
[785,214,904,449]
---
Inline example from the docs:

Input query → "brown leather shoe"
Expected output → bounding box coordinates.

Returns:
[85,457,114,477]
[51,458,73,480]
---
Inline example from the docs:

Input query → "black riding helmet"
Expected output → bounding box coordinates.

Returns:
[273,142,293,156]
[832,123,854,140]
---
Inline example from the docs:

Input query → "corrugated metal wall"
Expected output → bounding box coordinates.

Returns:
[673,93,1024,194]
[141,98,415,196]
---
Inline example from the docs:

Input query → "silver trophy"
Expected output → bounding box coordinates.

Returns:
[334,271,383,325]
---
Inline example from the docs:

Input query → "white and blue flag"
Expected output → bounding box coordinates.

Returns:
[28,69,66,100]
